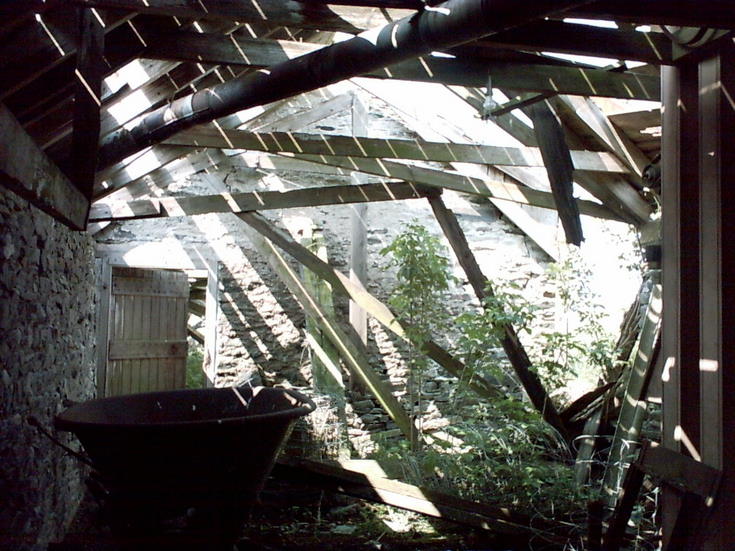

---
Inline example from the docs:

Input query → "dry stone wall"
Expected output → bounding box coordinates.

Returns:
[0,188,97,550]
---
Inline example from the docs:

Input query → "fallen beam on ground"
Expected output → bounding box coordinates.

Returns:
[274,456,569,541]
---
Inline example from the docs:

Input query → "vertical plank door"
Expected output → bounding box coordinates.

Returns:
[105,267,189,396]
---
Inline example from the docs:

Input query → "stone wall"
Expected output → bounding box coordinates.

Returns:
[0,188,97,550]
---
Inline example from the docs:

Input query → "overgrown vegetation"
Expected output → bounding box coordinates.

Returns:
[373,221,623,524]
[186,341,206,388]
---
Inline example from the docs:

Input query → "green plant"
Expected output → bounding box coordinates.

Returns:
[186,342,206,388]
[380,222,456,441]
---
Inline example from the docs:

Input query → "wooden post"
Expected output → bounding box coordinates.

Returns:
[350,91,369,392]
[697,41,735,551]
[299,223,344,394]
[94,257,112,396]
[661,39,735,550]
[660,59,703,548]
[203,257,219,388]
[69,7,104,201]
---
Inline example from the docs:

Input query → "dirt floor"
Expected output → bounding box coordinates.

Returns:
[50,475,531,551]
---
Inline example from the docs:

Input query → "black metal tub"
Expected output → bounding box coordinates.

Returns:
[55,386,314,539]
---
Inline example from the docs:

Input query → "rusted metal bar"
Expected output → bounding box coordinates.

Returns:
[97,0,592,170]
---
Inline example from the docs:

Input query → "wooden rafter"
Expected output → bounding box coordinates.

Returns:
[473,19,673,65]
[164,127,629,174]
[283,152,622,221]
[88,181,430,221]
[68,7,104,199]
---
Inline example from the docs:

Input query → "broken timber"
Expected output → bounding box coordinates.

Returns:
[274,456,569,542]
[602,282,662,507]
[238,211,502,402]
[428,195,571,446]
[240,217,416,444]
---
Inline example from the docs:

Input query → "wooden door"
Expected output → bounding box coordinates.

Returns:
[105,267,189,396]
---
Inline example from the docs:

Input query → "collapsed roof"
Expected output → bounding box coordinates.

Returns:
[1,0,731,247]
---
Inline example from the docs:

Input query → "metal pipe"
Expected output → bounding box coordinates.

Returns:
[98,0,592,169]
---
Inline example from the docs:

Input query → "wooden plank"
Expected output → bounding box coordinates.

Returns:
[551,95,651,178]
[89,181,428,222]
[68,7,104,199]
[427,195,570,446]
[349,92,369,355]
[0,103,88,229]
[529,102,583,245]
[602,283,662,507]
[289,153,621,222]
[238,212,503,403]
[112,274,190,297]
[95,258,112,396]
[240,217,416,444]
[165,127,629,174]
[639,443,721,500]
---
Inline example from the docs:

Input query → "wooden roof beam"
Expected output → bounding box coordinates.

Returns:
[0,7,132,102]
[67,7,104,200]
[163,127,630,174]
[283,152,622,221]
[568,0,735,30]
[74,0,416,33]
[0,103,89,230]
[471,19,673,65]
[143,31,660,100]
[88,181,430,222]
